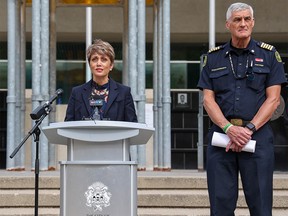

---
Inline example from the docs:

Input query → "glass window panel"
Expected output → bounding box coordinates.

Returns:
[171,112,183,128]
[171,63,188,89]
[185,152,197,169]
[56,61,86,103]
[171,152,185,169]
[183,112,198,128]
[175,132,192,149]
[0,61,7,89]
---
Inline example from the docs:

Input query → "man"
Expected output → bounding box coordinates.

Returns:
[197,3,287,216]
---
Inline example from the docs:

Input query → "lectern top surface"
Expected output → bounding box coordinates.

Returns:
[48,120,150,130]
[42,120,154,145]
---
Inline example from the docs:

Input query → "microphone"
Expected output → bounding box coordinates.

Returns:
[47,88,64,105]
[89,94,104,120]
[89,94,104,108]
[30,89,63,120]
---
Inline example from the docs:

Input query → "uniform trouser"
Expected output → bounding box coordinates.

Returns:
[206,124,274,216]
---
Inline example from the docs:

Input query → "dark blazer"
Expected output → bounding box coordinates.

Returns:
[65,78,138,122]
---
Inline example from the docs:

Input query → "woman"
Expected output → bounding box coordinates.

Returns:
[65,39,137,122]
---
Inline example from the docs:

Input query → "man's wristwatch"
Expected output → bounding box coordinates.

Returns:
[245,122,256,133]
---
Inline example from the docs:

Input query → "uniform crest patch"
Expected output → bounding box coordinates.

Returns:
[275,51,282,62]
[203,55,207,67]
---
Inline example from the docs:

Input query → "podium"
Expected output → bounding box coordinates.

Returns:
[42,120,154,216]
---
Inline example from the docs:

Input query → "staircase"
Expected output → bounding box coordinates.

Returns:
[0,170,287,216]
[137,170,288,216]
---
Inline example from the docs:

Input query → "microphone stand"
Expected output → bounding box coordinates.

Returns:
[10,105,52,216]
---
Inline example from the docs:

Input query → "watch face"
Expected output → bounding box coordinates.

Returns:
[246,123,256,132]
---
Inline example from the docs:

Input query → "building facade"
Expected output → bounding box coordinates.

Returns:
[0,0,287,170]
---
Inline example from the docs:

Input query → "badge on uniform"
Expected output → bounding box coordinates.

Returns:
[255,58,263,62]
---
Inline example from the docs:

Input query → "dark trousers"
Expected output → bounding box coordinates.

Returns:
[206,124,274,216]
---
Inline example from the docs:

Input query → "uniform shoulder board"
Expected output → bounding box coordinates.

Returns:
[208,45,223,53]
[259,42,274,51]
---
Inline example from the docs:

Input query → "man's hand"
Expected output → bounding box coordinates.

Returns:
[225,126,252,152]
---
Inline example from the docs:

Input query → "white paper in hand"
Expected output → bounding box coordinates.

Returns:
[212,132,256,153]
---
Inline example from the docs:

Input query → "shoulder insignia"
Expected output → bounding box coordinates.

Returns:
[208,46,222,53]
[259,42,274,51]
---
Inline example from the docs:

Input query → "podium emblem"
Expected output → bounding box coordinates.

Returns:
[85,181,112,211]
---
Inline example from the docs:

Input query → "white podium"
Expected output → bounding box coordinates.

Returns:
[42,120,154,216]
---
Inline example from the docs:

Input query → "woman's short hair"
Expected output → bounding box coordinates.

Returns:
[86,39,115,64]
[226,2,254,21]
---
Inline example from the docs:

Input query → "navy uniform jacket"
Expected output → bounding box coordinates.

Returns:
[197,39,287,121]
[65,78,138,122]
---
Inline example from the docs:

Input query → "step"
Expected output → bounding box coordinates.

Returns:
[138,176,207,189]
[1,171,288,190]
[137,171,288,189]
[0,208,60,216]
[137,207,288,216]
[138,189,288,208]
[0,170,287,216]
[0,176,60,189]
[0,189,60,207]
[1,207,288,216]
[0,188,286,209]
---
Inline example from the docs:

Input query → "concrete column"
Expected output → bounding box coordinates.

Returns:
[162,0,171,170]
[6,0,17,170]
[86,7,92,82]
[31,0,42,169]
[137,0,146,170]
[14,0,23,169]
[39,0,50,170]
[128,0,138,162]
[48,0,57,169]
[19,0,27,169]
[152,0,159,169]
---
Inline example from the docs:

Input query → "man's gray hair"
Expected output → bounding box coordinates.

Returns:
[226,2,254,21]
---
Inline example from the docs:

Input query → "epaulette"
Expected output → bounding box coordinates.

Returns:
[259,42,274,51]
[208,45,223,53]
